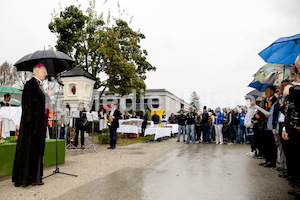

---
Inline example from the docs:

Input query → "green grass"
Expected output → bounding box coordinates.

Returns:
[118,135,155,146]
[89,132,101,136]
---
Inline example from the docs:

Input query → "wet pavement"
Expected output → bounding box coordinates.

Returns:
[55,143,294,200]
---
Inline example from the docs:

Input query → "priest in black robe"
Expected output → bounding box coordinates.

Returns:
[12,63,54,187]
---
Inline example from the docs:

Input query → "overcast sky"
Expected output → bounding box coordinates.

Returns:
[1,0,300,110]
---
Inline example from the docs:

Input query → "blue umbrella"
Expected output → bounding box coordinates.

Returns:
[245,90,263,99]
[248,78,274,92]
[259,33,300,65]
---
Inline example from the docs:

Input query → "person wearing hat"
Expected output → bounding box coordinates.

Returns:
[12,63,54,187]
[0,93,11,107]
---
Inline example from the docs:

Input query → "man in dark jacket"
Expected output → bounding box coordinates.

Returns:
[141,110,148,137]
[177,110,186,142]
[152,111,160,127]
[202,106,209,143]
[108,103,122,149]
[12,63,53,187]
[186,107,195,144]
[74,102,87,149]
[255,86,277,167]
[282,64,300,196]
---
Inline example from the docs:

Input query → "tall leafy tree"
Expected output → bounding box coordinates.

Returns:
[49,1,156,97]
[190,91,201,111]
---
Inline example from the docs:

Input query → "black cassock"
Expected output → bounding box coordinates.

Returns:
[12,78,49,185]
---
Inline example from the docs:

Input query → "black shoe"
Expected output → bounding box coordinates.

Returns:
[288,189,300,196]
[183,140,186,142]
[112,147,116,149]
[259,162,266,166]
[30,182,44,186]
[263,162,276,168]
[177,140,180,142]
[107,147,113,149]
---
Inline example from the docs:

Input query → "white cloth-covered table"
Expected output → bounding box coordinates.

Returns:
[117,119,143,134]
[161,124,178,134]
[0,107,22,138]
[117,125,139,134]
[119,119,143,126]
[146,121,154,128]
[144,127,172,140]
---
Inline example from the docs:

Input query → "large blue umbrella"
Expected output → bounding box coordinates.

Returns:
[248,78,274,92]
[259,33,300,65]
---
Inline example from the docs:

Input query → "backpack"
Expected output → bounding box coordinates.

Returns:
[208,115,212,126]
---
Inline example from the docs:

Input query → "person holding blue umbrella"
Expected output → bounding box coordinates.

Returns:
[282,55,300,197]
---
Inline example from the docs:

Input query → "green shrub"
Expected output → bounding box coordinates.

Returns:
[101,128,109,134]
[98,130,121,144]
[98,132,110,144]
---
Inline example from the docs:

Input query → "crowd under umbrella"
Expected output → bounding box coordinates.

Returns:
[14,50,74,76]
[259,33,300,65]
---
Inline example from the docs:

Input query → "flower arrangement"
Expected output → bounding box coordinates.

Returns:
[0,138,5,144]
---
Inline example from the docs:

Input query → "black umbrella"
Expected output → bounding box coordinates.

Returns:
[14,50,74,75]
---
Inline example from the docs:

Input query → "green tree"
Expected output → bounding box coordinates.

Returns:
[49,1,156,97]
[190,91,200,111]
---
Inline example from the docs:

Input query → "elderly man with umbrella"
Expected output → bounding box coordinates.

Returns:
[12,50,73,187]
[12,63,55,187]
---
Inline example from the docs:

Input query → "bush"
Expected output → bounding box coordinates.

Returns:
[98,132,110,144]
[101,128,109,134]
[98,129,121,144]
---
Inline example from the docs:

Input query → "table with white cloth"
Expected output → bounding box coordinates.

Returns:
[117,119,143,134]
[161,124,178,134]
[0,107,22,138]
[144,127,172,140]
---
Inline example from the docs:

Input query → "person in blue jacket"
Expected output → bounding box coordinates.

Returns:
[214,107,224,144]
[238,107,246,143]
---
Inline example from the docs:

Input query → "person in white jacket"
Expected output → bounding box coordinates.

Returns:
[244,100,257,156]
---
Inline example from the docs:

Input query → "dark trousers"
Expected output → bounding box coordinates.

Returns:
[109,126,117,148]
[249,135,255,152]
[285,127,300,181]
[263,130,277,165]
[228,125,235,142]
[141,124,146,137]
[75,127,85,147]
[279,123,290,173]
[195,125,201,141]
[254,128,264,156]
[202,123,209,142]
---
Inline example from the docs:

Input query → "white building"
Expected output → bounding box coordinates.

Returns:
[95,89,191,117]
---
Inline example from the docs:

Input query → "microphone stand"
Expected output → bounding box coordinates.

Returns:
[44,81,77,179]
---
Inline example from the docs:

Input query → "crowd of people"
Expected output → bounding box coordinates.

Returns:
[174,57,300,197]
[9,55,300,197]
[176,105,248,145]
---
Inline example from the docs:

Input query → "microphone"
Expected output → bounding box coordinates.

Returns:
[46,75,64,86]
[57,80,64,86]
